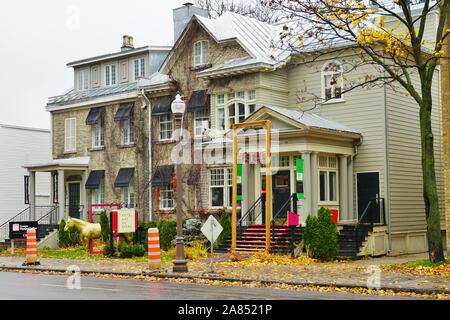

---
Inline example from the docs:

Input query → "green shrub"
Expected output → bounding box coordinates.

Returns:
[303,207,339,261]
[158,220,177,251]
[118,242,145,258]
[58,220,81,248]
[132,244,145,257]
[99,211,110,243]
[217,212,231,246]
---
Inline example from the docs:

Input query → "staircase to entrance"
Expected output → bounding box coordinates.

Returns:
[217,195,386,258]
[0,206,59,250]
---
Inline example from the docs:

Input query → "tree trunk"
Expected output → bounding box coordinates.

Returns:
[419,88,445,263]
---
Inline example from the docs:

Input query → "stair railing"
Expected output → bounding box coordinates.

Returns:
[0,207,30,242]
[354,197,385,254]
[37,206,59,227]
[271,193,298,242]
[237,194,265,239]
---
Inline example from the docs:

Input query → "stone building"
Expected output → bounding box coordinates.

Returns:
[25,36,171,222]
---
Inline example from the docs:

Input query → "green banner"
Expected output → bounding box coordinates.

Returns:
[237,163,243,201]
[295,159,304,199]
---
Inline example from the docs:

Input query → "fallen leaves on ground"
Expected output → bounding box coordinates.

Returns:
[382,259,450,277]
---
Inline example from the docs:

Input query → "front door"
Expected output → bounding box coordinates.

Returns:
[68,183,81,219]
[272,171,291,219]
[357,172,380,224]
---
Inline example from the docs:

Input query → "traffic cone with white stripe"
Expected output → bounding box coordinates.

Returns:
[147,228,161,271]
[23,228,40,266]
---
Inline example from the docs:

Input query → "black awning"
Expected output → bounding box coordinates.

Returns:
[114,103,134,122]
[85,107,104,125]
[114,168,135,188]
[152,96,173,115]
[188,90,207,112]
[85,171,104,189]
[152,165,174,187]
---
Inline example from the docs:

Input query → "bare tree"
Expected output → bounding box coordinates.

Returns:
[195,0,282,23]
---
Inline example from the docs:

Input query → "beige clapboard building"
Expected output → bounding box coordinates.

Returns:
[137,3,446,256]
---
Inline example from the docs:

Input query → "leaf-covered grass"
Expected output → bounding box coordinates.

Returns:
[382,257,450,277]
[0,245,172,262]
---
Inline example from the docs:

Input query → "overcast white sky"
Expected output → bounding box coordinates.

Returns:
[0,0,189,130]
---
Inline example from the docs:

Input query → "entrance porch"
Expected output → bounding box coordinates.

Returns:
[23,157,90,223]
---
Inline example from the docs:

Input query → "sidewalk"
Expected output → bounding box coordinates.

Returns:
[0,254,448,296]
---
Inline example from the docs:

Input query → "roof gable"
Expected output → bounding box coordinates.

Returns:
[247,106,361,136]
[161,12,280,73]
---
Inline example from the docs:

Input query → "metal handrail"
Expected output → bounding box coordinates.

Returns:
[37,206,59,225]
[271,193,297,241]
[354,197,385,253]
[237,195,265,239]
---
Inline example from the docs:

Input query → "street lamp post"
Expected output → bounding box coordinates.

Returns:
[171,94,188,273]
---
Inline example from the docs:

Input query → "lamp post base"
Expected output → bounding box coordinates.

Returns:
[172,236,188,273]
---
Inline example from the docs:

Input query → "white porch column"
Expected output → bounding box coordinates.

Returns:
[241,163,249,217]
[29,171,36,220]
[254,163,262,224]
[339,155,349,221]
[302,152,312,217]
[58,170,65,222]
[347,159,355,221]
[81,170,88,220]
[310,152,319,215]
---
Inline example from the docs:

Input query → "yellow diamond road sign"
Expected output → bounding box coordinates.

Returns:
[201,215,223,244]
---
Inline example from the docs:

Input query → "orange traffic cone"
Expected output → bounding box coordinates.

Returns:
[147,228,161,271]
[23,228,40,266]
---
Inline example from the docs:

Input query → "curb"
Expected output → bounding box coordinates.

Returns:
[1,264,449,296]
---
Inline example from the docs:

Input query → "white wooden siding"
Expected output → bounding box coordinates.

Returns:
[0,125,51,224]
[386,71,444,233]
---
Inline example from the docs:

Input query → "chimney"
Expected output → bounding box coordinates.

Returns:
[173,2,208,43]
[121,35,134,51]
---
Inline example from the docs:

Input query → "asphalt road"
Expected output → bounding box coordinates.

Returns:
[0,272,416,300]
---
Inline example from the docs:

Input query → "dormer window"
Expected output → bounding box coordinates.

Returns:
[322,61,344,102]
[78,69,89,91]
[105,64,117,86]
[134,58,145,80]
[193,40,209,66]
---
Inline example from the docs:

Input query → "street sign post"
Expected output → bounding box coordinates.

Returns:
[201,215,223,274]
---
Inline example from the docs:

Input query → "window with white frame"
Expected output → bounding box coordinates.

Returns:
[160,184,174,210]
[159,114,173,141]
[91,179,104,205]
[322,61,343,102]
[194,109,210,137]
[122,116,135,145]
[122,178,135,208]
[78,69,89,91]
[133,58,145,80]
[215,90,257,131]
[209,168,233,208]
[210,169,225,207]
[193,40,209,66]
[64,118,76,152]
[105,64,117,86]
[318,156,338,203]
[216,95,226,131]
[92,120,104,148]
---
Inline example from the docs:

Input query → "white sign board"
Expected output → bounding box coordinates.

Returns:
[117,209,136,233]
[201,215,223,244]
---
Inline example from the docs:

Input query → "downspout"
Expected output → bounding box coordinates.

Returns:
[140,89,153,221]
[383,70,392,255]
